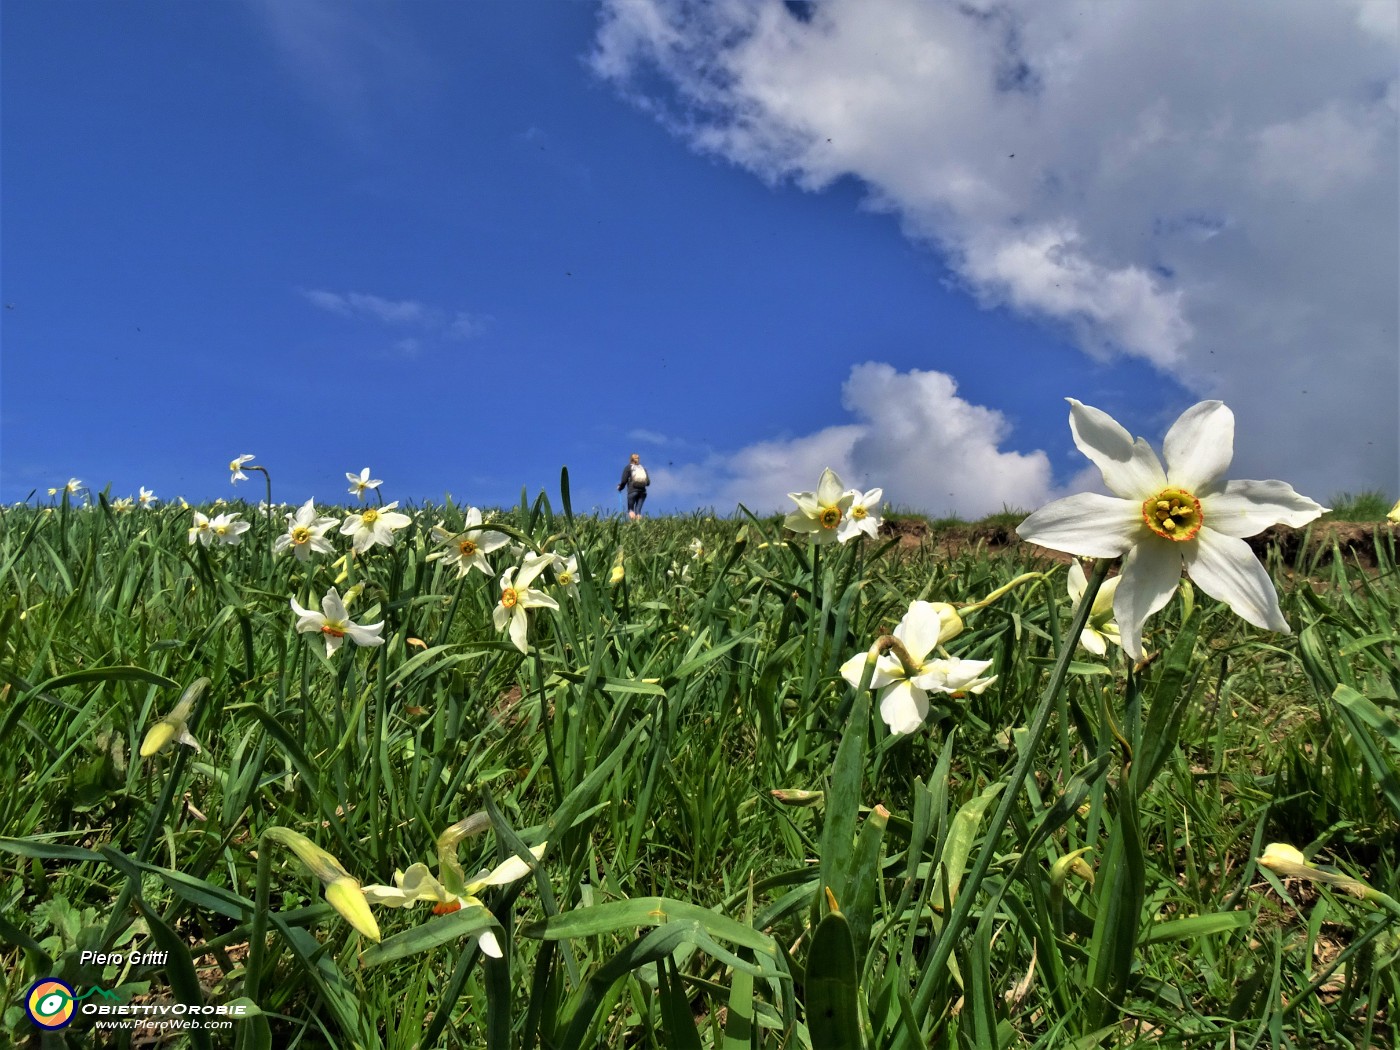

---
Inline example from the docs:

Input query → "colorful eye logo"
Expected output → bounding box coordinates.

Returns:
[26,978,76,1029]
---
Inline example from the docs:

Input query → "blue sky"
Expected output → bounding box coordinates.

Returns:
[3,1,1395,516]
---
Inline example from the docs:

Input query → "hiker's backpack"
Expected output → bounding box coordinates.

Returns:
[631,464,649,486]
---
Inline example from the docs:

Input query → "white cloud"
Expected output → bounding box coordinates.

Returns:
[299,289,487,352]
[655,363,1052,517]
[592,0,1398,498]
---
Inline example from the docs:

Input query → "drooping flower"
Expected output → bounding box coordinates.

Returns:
[1016,400,1326,660]
[838,487,884,542]
[1257,843,1384,904]
[341,502,413,553]
[138,486,158,508]
[361,828,546,963]
[840,601,996,735]
[264,827,381,942]
[140,678,209,758]
[1067,561,1124,657]
[274,500,339,562]
[429,507,509,578]
[228,454,256,484]
[210,512,251,546]
[608,548,625,585]
[784,468,854,545]
[346,467,383,502]
[493,554,560,653]
[291,586,386,656]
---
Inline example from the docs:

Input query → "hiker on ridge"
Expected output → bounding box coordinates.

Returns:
[618,454,650,521]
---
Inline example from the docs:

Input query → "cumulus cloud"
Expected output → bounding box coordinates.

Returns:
[592,0,1398,498]
[655,362,1052,517]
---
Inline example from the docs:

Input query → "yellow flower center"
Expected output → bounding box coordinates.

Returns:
[851,505,868,521]
[291,526,312,544]
[361,509,380,526]
[1141,486,1203,542]
[458,539,478,557]
[320,622,346,638]
[558,571,573,587]
[214,524,229,536]
[819,506,842,530]
[501,587,519,609]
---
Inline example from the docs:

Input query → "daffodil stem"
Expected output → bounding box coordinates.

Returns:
[245,834,274,1007]
[958,571,1047,614]
[900,559,1111,1043]
[100,737,192,949]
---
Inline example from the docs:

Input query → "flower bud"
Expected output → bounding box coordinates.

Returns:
[324,876,381,942]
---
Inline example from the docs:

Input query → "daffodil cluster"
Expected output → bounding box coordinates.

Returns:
[784,469,883,544]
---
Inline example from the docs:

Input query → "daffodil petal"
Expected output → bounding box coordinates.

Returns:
[477,928,504,959]
[1184,528,1289,632]
[1067,400,1167,498]
[893,601,946,663]
[1078,628,1108,656]
[878,680,928,736]
[508,608,529,653]
[1162,400,1234,494]
[1201,480,1327,538]
[1017,493,1143,557]
[1067,561,1087,604]
[816,468,846,506]
[1113,541,1184,661]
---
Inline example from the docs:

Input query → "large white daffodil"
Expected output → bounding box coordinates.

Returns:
[341,501,413,553]
[493,554,560,653]
[1017,400,1325,660]
[429,507,509,578]
[839,600,996,735]
[274,499,339,562]
[291,586,386,657]
[785,468,854,545]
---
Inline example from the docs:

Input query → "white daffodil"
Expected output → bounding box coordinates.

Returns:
[189,511,214,547]
[1067,561,1124,657]
[838,487,883,542]
[111,496,134,513]
[492,554,560,654]
[551,553,580,597]
[362,843,547,958]
[138,486,158,508]
[429,507,509,578]
[688,538,705,560]
[229,454,256,484]
[274,499,339,562]
[291,586,386,657]
[1016,400,1326,660]
[784,468,854,545]
[341,501,413,554]
[210,512,251,546]
[346,467,383,501]
[840,600,996,735]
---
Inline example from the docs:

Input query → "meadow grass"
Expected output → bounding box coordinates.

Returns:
[1,486,1398,1048]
